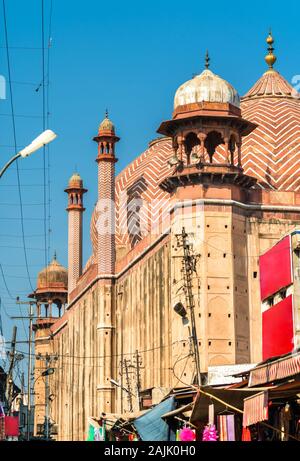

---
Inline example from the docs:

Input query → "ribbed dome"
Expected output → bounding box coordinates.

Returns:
[240,69,300,190]
[174,69,240,110]
[98,114,115,134]
[242,69,295,101]
[37,255,68,291]
[68,172,83,188]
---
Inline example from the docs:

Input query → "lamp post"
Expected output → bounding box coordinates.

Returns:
[0,129,57,179]
[110,378,137,412]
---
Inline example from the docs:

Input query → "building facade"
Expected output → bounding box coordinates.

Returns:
[32,34,300,440]
[260,230,300,360]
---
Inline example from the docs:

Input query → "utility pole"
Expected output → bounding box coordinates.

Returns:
[133,350,143,411]
[11,299,36,440]
[27,302,33,441]
[36,352,57,440]
[5,326,17,415]
[178,227,203,386]
[123,359,133,412]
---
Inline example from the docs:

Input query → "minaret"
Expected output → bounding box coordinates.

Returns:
[92,112,120,415]
[93,111,120,275]
[65,173,87,294]
[29,255,68,436]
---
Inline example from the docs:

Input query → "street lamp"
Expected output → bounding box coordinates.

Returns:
[173,302,188,319]
[109,378,136,397]
[0,129,57,179]
[110,378,137,413]
[41,368,55,377]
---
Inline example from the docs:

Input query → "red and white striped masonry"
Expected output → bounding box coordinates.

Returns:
[90,69,300,255]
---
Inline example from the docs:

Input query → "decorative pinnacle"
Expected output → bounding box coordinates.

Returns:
[265,29,276,70]
[205,50,210,69]
[105,108,109,118]
[53,250,57,261]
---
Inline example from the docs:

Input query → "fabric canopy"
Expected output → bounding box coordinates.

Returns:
[249,352,300,387]
[243,391,269,427]
[190,387,261,424]
[134,396,176,441]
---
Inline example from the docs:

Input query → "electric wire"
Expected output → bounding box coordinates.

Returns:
[171,352,195,389]
[46,0,53,260]
[0,263,28,340]
[2,0,34,292]
[41,0,48,272]
[14,339,185,360]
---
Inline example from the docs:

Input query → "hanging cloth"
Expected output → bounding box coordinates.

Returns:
[4,416,19,437]
[241,427,251,442]
[86,424,95,441]
[208,404,215,426]
[217,414,235,441]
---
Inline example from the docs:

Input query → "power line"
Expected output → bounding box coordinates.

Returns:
[14,339,185,360]
[41,0,48,272]
[2,0,34,292]
[0,45,47,50]
[0,263,28,340]
[46,0,53,263]
[0,113,43,118]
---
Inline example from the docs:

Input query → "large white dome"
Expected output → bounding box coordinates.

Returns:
[174,69,240,109]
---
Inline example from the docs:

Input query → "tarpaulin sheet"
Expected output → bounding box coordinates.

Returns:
[134,396,176,441]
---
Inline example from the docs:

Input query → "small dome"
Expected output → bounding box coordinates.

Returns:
[98,113,115,134]
[37,255,68,291]
[68,172,83,188]
[174,69,240,110]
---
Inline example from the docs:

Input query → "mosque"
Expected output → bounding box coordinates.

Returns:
[31,33,300,440]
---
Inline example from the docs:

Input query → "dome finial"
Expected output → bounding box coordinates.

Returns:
[265,29,277,70]
[105,108,109,118]
[205,50,210,69]
[53,250,57,261]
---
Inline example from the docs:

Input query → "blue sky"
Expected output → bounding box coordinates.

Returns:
[0,0,299,382]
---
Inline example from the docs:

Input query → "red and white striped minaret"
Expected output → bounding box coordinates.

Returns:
[65,173,87,295]
[93,111,120,275]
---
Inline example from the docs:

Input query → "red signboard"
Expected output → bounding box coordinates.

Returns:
[262,295,294,360]
[259,235,292,301]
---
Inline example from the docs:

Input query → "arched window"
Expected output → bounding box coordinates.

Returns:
[185,132,200,165]
[204,131,224,163]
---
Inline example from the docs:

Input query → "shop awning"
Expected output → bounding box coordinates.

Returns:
[190,387,260,424]
[161,402,194,420]
[242,391,269,427]
[249,352,300,387]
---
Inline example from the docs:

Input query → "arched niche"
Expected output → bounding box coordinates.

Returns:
[207,235,229,276]
[208,354,231,366]
[184,132,200,164]
[204,130,224,162]
[207,296,231,338]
